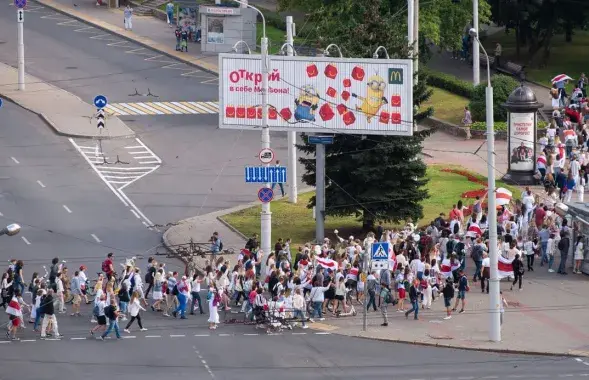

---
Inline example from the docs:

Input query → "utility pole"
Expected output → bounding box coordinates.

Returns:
[285,16,298,204]
[17,8,25,91]
[362,243,370,332]
[413,0,419,85]
[315,142,325,242]
[472,0,480,85]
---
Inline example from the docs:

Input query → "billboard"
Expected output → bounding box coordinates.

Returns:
[508,112,535,172]
[219,55,414,136]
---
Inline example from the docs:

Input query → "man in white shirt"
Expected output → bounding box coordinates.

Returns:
[570,154,581,186]
[521,189,535,222]
[481,252,490,293]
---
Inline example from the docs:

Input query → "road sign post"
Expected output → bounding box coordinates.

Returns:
[308,135,332,243]
[15,0,26,91]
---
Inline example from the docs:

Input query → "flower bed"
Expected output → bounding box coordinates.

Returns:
[440,168,490,217]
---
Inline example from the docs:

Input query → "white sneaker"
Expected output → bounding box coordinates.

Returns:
[90,319,97,323]
[302,325,309,329]
[124,329,130,333]
[443,316,452,320]
[308,318,315,323]
[140,328,147,331]
[548,269,555,273]
[121,317,128,322]
[319,317,325,321]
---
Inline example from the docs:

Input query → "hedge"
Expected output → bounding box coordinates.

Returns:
[257,8,286,31]
[423,68,474,98]
[470,120,548,131]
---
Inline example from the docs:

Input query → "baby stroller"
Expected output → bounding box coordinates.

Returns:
[260,302,293,334]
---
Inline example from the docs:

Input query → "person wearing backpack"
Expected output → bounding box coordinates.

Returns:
[100,299,121,340]
[471,238,486,282]
[380,284,395,327]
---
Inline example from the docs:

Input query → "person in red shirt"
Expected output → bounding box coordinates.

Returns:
[449,205,460,221]
[102,253,115,280]
[535,205,547,228]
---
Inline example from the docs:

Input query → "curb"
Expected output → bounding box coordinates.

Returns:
[340,331,582,358]
[217,216,248,240]
[0,94,134,140]
[34,0,220,76]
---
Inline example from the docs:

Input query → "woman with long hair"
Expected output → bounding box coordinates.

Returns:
[124,291,147,333]
[151,269,165,311]
[574,235,585,274]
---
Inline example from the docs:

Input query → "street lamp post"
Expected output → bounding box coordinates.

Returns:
[470,28,500,342]
[0,224,21,237]
[233,0,272,267]
[285,15,298,204]
[472,0,480,85]
[323,44,343,58]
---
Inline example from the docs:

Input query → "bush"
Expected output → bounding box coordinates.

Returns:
[257,8,286,30]
[469,74,519,123]
[423,68,474,98]
[470,120,548,131]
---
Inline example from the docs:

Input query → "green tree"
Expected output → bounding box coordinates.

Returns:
[297,0,434,230]
[469,74,519,122]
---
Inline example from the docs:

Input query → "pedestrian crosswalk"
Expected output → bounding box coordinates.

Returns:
[105,102,219,116]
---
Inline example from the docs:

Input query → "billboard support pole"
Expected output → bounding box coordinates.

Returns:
[233,0,272,269]
[315,141,325,243]
[286,15,298,204]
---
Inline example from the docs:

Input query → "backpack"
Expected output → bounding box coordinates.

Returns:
[218,241,224,251]
[383,289,392,304]
[104,305,114,320]
[446,239,457,255]
[558,239,565,251]
[101,260,110,273]
[172,284,179,296]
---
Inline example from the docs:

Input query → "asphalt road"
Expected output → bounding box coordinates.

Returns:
[0,100,182,276]
[1,317,585,380]
[0,3,307,225]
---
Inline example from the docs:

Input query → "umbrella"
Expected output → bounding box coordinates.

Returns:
[551,74,572,83]
[495,187,512,206]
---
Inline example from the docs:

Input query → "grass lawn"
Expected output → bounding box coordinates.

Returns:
[483,30,589,90]
[422,87,469,125]
[221,165,518,246]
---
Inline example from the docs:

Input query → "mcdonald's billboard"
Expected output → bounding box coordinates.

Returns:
[219,55,414,136]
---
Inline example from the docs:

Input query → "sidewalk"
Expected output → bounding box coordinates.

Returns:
[427,49,552,110]
[0,62,133,138]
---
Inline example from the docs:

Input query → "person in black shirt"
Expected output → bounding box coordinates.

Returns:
[245,233,259,252]
[41,289,60,339]
[274,238,283,256]
[404,279,420,320]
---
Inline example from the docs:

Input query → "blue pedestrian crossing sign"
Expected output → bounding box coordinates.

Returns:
[245,166,287,184]
[371,242,389,261]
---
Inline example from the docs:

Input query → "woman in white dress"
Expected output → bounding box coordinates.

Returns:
[574,235,585,274]
[207,287,220,329]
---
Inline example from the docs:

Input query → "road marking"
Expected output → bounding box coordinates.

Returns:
[145,335,161,338]
[218,333,232,337]
[70,337,86,340]
[122,336,136,339]
[11,157,19,164]
[36,180,46,188]
[138,160,161,164]
[0,211,3,216]
[125,146,144,149]
[314,332,331,335]
[21,236,30,245]
[21,339,36,342]
[62,205,72,213]
[243,333,259,336]
[91,234,101,243]
[291,332,307,335]
[194,334,210,337]
[130,210,140,219]
[170,334,185,338]
[128,151,150,155]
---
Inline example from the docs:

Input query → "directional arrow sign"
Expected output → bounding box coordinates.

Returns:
[244,166,288,183]
[17,9,24,23]
[96,109,105,129]
[93,94,108,109]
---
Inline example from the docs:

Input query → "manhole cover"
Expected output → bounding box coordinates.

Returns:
[65,66,78,70]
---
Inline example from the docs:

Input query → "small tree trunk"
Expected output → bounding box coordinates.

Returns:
[362,212,374,232]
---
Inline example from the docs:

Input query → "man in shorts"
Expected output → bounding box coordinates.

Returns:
[70,270,83,316]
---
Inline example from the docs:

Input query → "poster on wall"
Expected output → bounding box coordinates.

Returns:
[509,112,535,171]
[207,17,224,44]
[218,55,414,136]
